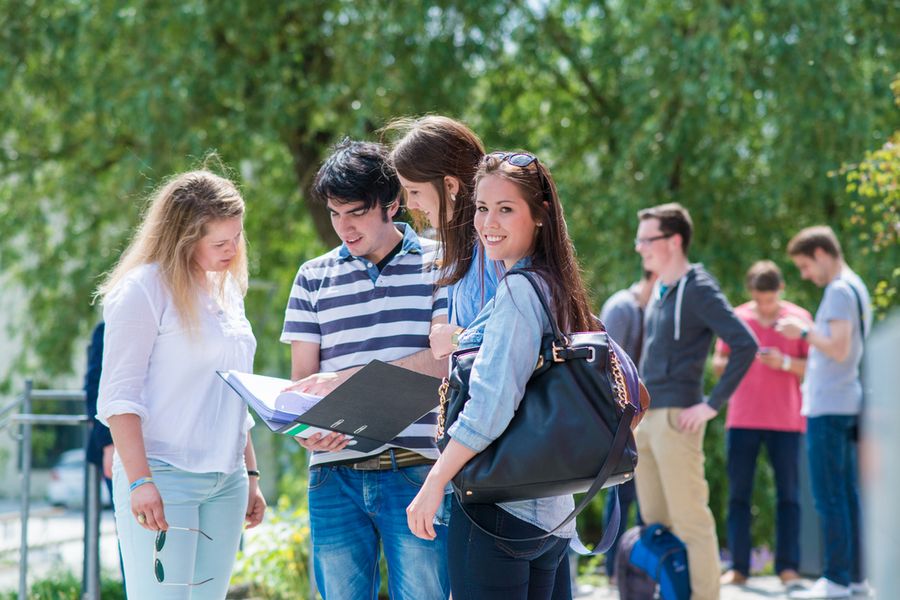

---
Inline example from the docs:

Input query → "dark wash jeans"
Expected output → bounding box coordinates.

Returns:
[807,415,862,586]
[447,496,572,600]
[725,428,801,576]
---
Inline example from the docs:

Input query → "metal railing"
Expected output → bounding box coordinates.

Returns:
[4,380,101,600]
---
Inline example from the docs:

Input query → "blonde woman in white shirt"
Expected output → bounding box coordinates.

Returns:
[96,170,266,599]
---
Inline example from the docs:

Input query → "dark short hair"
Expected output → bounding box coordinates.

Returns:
[787,225,843,259]
[745,260,783,292]
[637,202,693,253]
[311,139,401,220]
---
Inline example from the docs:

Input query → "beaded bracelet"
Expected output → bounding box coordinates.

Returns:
[129,476,155,493]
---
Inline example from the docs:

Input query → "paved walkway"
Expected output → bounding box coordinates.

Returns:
[583,576,867,599]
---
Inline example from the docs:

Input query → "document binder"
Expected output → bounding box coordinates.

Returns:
[219,360,442,453]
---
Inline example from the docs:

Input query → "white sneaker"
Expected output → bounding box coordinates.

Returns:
[850,581,872,597]
[789,577,852,599]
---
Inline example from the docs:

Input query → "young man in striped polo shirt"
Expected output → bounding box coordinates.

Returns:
[281,139,450,600]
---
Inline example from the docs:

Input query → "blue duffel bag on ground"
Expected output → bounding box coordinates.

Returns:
[615,524,691,600]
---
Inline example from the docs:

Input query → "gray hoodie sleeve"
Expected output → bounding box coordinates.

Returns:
[694,279,758,410]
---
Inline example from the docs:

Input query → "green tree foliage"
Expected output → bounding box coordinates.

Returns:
[2,0,896,379]
[0,0,506,379]
[841,75,900,317]
[469,0,898,313]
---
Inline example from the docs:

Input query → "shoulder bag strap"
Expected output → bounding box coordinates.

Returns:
[844,279,867,340]
[504,269,566,343]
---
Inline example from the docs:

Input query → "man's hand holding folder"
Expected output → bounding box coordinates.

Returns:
[281,369,356,450]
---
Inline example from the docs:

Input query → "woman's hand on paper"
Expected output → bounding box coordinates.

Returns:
[284,367,361,397]
[295,431,351,452]
[283,372,342,396]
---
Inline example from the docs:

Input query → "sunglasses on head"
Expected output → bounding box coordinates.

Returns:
[488,151,540,168]
[154,526,214,587]
[486,152,552,204]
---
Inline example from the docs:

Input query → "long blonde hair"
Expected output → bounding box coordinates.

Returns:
[97,170,248,329]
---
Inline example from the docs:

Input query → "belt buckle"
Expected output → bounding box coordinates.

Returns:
[350,455,382,471]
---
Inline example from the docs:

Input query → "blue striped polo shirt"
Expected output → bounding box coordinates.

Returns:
[280,223,448,466]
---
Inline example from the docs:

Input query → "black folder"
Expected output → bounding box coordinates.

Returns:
[286,360,442,443]
[222,360,442,453]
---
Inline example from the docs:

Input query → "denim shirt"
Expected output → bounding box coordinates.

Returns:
[446,243,502,328]
[447,260,576,537]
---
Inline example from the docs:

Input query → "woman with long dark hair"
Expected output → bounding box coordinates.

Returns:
[387,116,502,355]
[406,151,595,599]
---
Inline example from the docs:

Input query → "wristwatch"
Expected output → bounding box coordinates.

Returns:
[450,327,464,349]
[781,355,792,371]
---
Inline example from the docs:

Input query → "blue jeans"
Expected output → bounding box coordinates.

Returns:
[112,459,248,600]
[807,415,862,586]
[725,428,801,576]
[308,464,450,600]
[447,497,571,599]
[603,479,642,577]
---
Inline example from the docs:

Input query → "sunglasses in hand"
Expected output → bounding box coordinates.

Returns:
[154,526,214,587]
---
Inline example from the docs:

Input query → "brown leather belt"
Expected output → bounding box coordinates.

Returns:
[346,448,435,471]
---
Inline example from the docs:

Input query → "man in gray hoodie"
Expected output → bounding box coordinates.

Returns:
[633,203,757,600]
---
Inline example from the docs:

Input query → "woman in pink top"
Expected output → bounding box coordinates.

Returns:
[714,261,810,588]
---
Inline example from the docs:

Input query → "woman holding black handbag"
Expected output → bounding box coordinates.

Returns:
[406,151,600,599]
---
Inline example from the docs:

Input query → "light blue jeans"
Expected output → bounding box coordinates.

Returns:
[308,464,451,599]
[112,458,248,599]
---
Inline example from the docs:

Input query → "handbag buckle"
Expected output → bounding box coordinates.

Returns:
[551,343,565,362]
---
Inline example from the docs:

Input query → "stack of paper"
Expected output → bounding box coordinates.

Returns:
[218,371,321,423]
[219,369,381,451]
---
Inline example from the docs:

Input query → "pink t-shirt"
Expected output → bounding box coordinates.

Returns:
[717,301,811,432]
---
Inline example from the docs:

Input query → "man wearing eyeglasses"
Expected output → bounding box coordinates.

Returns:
[633,202,757,600]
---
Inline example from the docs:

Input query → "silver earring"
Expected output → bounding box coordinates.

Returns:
[450,193,457,202]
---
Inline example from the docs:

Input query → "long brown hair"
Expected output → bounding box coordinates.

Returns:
[475,153,595,332]
[96,170,248,329]
[384,115,485,287]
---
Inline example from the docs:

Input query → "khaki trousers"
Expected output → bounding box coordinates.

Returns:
[634,408,721,600]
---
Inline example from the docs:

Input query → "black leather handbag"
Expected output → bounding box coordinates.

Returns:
[436,270,643,547]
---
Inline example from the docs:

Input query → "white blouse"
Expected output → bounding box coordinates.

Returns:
[98,263,256,474]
